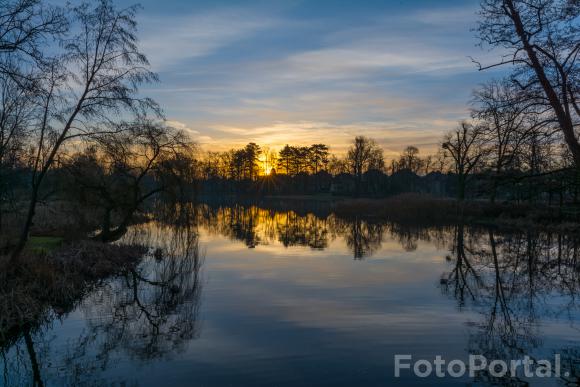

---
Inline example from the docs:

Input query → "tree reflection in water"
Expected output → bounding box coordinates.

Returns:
[3,202,580,386]
[1,205,203,387]
[197,202,580,384]
[442,224,580,385]
[195,203,435,258]
[343,219,383,259]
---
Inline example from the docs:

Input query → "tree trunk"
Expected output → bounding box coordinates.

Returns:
[506,0,580,171]
[490,177,498,204]
[93,206,135,243]
[100,207,113,242]
[457,174,466,201]
[24,327,44,387]
[11,185,39,261]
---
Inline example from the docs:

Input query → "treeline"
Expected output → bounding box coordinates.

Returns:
[196,130,577,204]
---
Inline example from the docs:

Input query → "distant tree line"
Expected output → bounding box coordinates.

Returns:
[196,121,577,205]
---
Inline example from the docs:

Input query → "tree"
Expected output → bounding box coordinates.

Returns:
[0,0,65,245]
[308,144,329,174]
[227,143,262,180]
[13,0,159,258]
[442,122,487,201]
[346,136,384,196]
[278,145,292,175]
[243,142,261,180]
[398,146,423,174]
[0,71,31,235]
[0,0,67,79]
[261,146,277,176]
[64,120,194,242]
[328,154,348,176]
[201,151,220,179]
[276,145,314,176]
[472,79,538,202]
[476,0,580,171]
[219,150,236,179]
[422,155,434,175]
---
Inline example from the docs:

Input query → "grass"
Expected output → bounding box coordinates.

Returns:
[26,236,64,253]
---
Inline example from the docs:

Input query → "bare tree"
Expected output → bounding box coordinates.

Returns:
[0,0,67,80]
[398,145,423,174]
[346,136,384,196]
[327,154,348,176]
[442,122,487,201]
[12,0,160,258]
[472,79,542,201]
[476,0,580,171]
[0,0,64,52]
[0,71,31,234]
[261,145,277,175]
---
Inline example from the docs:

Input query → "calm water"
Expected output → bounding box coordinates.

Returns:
[2,203,580,386]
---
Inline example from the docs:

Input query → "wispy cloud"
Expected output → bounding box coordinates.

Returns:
[134,0,501,153]
[166,120,199,136]
[186,119,459,159]
[139,8,279,71]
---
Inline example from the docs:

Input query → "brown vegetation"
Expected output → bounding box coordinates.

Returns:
[332,193,575,229]
[0,241,147,347]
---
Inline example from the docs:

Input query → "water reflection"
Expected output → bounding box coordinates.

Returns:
[1,202,580,386]
[197,204,333,250]
[1,209,203,387]
[196,203,580,383]
[195,203,448,259]
[441,224,580,385]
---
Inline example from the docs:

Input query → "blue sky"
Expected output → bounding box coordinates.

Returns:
[118,0,504,156]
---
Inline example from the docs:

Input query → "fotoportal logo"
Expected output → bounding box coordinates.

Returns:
[394,354,567,379]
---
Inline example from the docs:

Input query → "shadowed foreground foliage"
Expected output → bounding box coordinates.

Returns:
[0,241,147,347]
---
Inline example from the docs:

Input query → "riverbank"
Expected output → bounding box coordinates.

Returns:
[201,193,580,230]
[0,241,147,347]
[332,194,580,231]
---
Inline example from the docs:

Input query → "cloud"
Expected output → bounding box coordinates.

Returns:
[139,8,278,70]
[409,5,478,27]
[134,1,502,153]
[191,119,459,158]
[166,120,200,136]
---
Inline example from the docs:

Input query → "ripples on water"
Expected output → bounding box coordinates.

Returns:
[2,202,580,386]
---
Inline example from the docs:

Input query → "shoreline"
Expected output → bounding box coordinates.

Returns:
[198,194,580,232]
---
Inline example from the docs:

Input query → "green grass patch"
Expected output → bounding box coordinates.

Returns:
[26,236,64,253]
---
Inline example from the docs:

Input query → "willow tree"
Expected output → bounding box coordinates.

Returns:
[64,121,194,242]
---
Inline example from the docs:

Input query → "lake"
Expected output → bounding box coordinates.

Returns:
[2,202,580,386]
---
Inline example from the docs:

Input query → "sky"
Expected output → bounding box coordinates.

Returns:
[117,0,504,157]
